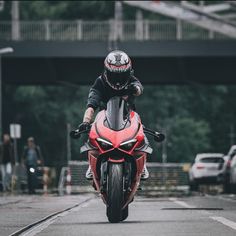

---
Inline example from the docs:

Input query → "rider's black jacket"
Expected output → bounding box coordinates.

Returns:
[87,74,143,111]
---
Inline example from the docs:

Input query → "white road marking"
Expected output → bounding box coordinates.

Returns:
[169,198,196,208]
[170,197,236,231]
[210,216,236,231]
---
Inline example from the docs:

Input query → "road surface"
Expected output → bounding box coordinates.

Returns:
[1,193,236,236]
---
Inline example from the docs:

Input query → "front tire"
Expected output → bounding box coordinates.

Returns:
[121,206,129,221]
[106,163,124,223]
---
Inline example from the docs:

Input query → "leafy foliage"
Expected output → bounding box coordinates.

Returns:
[167,117,210,162]
[4,84,236,166]
[136,85,236,163]
[4,85,89,166]
[0,1,169,21]
[1,1,115,21]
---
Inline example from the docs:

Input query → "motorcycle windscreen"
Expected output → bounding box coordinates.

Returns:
[105,97,130,131]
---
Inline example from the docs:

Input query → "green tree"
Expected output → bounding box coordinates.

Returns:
[4,84,236,166]
[0,1,115,21]
[5,85,90,167]
[167,117,210,162]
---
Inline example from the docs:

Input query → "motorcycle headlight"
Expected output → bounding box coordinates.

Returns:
[120,139,137,151]
[97,138,113,150]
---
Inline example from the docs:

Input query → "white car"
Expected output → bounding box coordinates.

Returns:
[189,153,225,191]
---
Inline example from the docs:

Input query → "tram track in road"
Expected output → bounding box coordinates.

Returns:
[8,196,95,236]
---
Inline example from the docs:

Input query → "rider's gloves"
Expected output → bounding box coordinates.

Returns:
[128,84,141,96]
[78,122,90,132]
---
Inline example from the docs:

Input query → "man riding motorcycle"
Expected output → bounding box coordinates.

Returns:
[78,50,150,180]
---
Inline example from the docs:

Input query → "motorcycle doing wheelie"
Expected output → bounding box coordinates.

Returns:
[71,96,164,223]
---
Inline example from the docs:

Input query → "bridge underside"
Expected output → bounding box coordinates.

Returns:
[2,41,236,85]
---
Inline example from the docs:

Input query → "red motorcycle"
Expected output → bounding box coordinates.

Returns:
[71,96,164,223]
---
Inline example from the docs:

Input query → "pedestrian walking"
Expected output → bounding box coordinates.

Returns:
[22,137,43,194]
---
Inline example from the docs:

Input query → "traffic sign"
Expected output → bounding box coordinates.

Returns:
[10,124,21,139]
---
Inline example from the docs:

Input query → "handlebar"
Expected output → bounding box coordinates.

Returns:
[70,125,165,142]
[70,127,91,139]
[143,127,165,143]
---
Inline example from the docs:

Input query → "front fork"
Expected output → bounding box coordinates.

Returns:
[100,161,108,194]
[89,150,146,207]
[100,160,132,196]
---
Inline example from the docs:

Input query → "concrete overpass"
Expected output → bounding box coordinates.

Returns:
[1,40,236,85]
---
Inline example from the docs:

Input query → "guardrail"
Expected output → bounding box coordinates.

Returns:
[64,161,190,195]
[0,20,230,41]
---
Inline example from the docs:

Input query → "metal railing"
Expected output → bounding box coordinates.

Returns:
[0,20,231,41]
[65,161,190,194]
[58,166,69,196]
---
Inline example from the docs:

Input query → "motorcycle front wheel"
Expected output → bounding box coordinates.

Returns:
[121,205,129,221]
[106,163,124,223]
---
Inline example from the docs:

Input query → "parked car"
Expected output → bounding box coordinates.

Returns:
[189,153,225,191]
[230,154,236,193]
[222,145,236,193]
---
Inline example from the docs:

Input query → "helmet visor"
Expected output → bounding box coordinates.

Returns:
[106,70,130,90]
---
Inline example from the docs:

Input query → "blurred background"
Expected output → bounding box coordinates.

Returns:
[1,0,236,193]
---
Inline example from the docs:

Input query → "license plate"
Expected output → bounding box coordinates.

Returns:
[207,166,217,170]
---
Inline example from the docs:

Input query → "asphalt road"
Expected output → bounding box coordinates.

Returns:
[1,193,236,236]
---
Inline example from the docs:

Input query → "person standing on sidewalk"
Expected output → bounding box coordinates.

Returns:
[0,134,15,192]
[22,137,43,194]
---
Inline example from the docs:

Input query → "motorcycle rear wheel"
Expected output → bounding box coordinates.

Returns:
[107,163,124,223]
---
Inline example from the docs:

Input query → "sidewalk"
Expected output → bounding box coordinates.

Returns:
[0,193,95,236]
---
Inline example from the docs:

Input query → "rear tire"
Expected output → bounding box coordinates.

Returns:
[106,163,124,223]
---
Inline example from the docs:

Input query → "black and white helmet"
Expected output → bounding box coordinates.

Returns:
[104,50,132,90]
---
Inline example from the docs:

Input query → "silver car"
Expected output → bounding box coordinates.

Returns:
[189,153,225,191]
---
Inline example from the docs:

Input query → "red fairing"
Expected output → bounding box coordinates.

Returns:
[88,151,99,179]
[89,110,145,153]
[135,153,147,178]
[87,105,148,211]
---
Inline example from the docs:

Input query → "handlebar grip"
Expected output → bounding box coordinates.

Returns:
[144,128,165,142]
[154,133,165,142]
[70,130,81,139]
[70,127,91,139]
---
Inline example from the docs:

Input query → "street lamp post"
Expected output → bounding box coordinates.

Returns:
[0,47,14,142]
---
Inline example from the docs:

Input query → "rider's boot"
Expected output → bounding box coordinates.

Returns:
[85,165,93,180]
[141,164,149,180]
